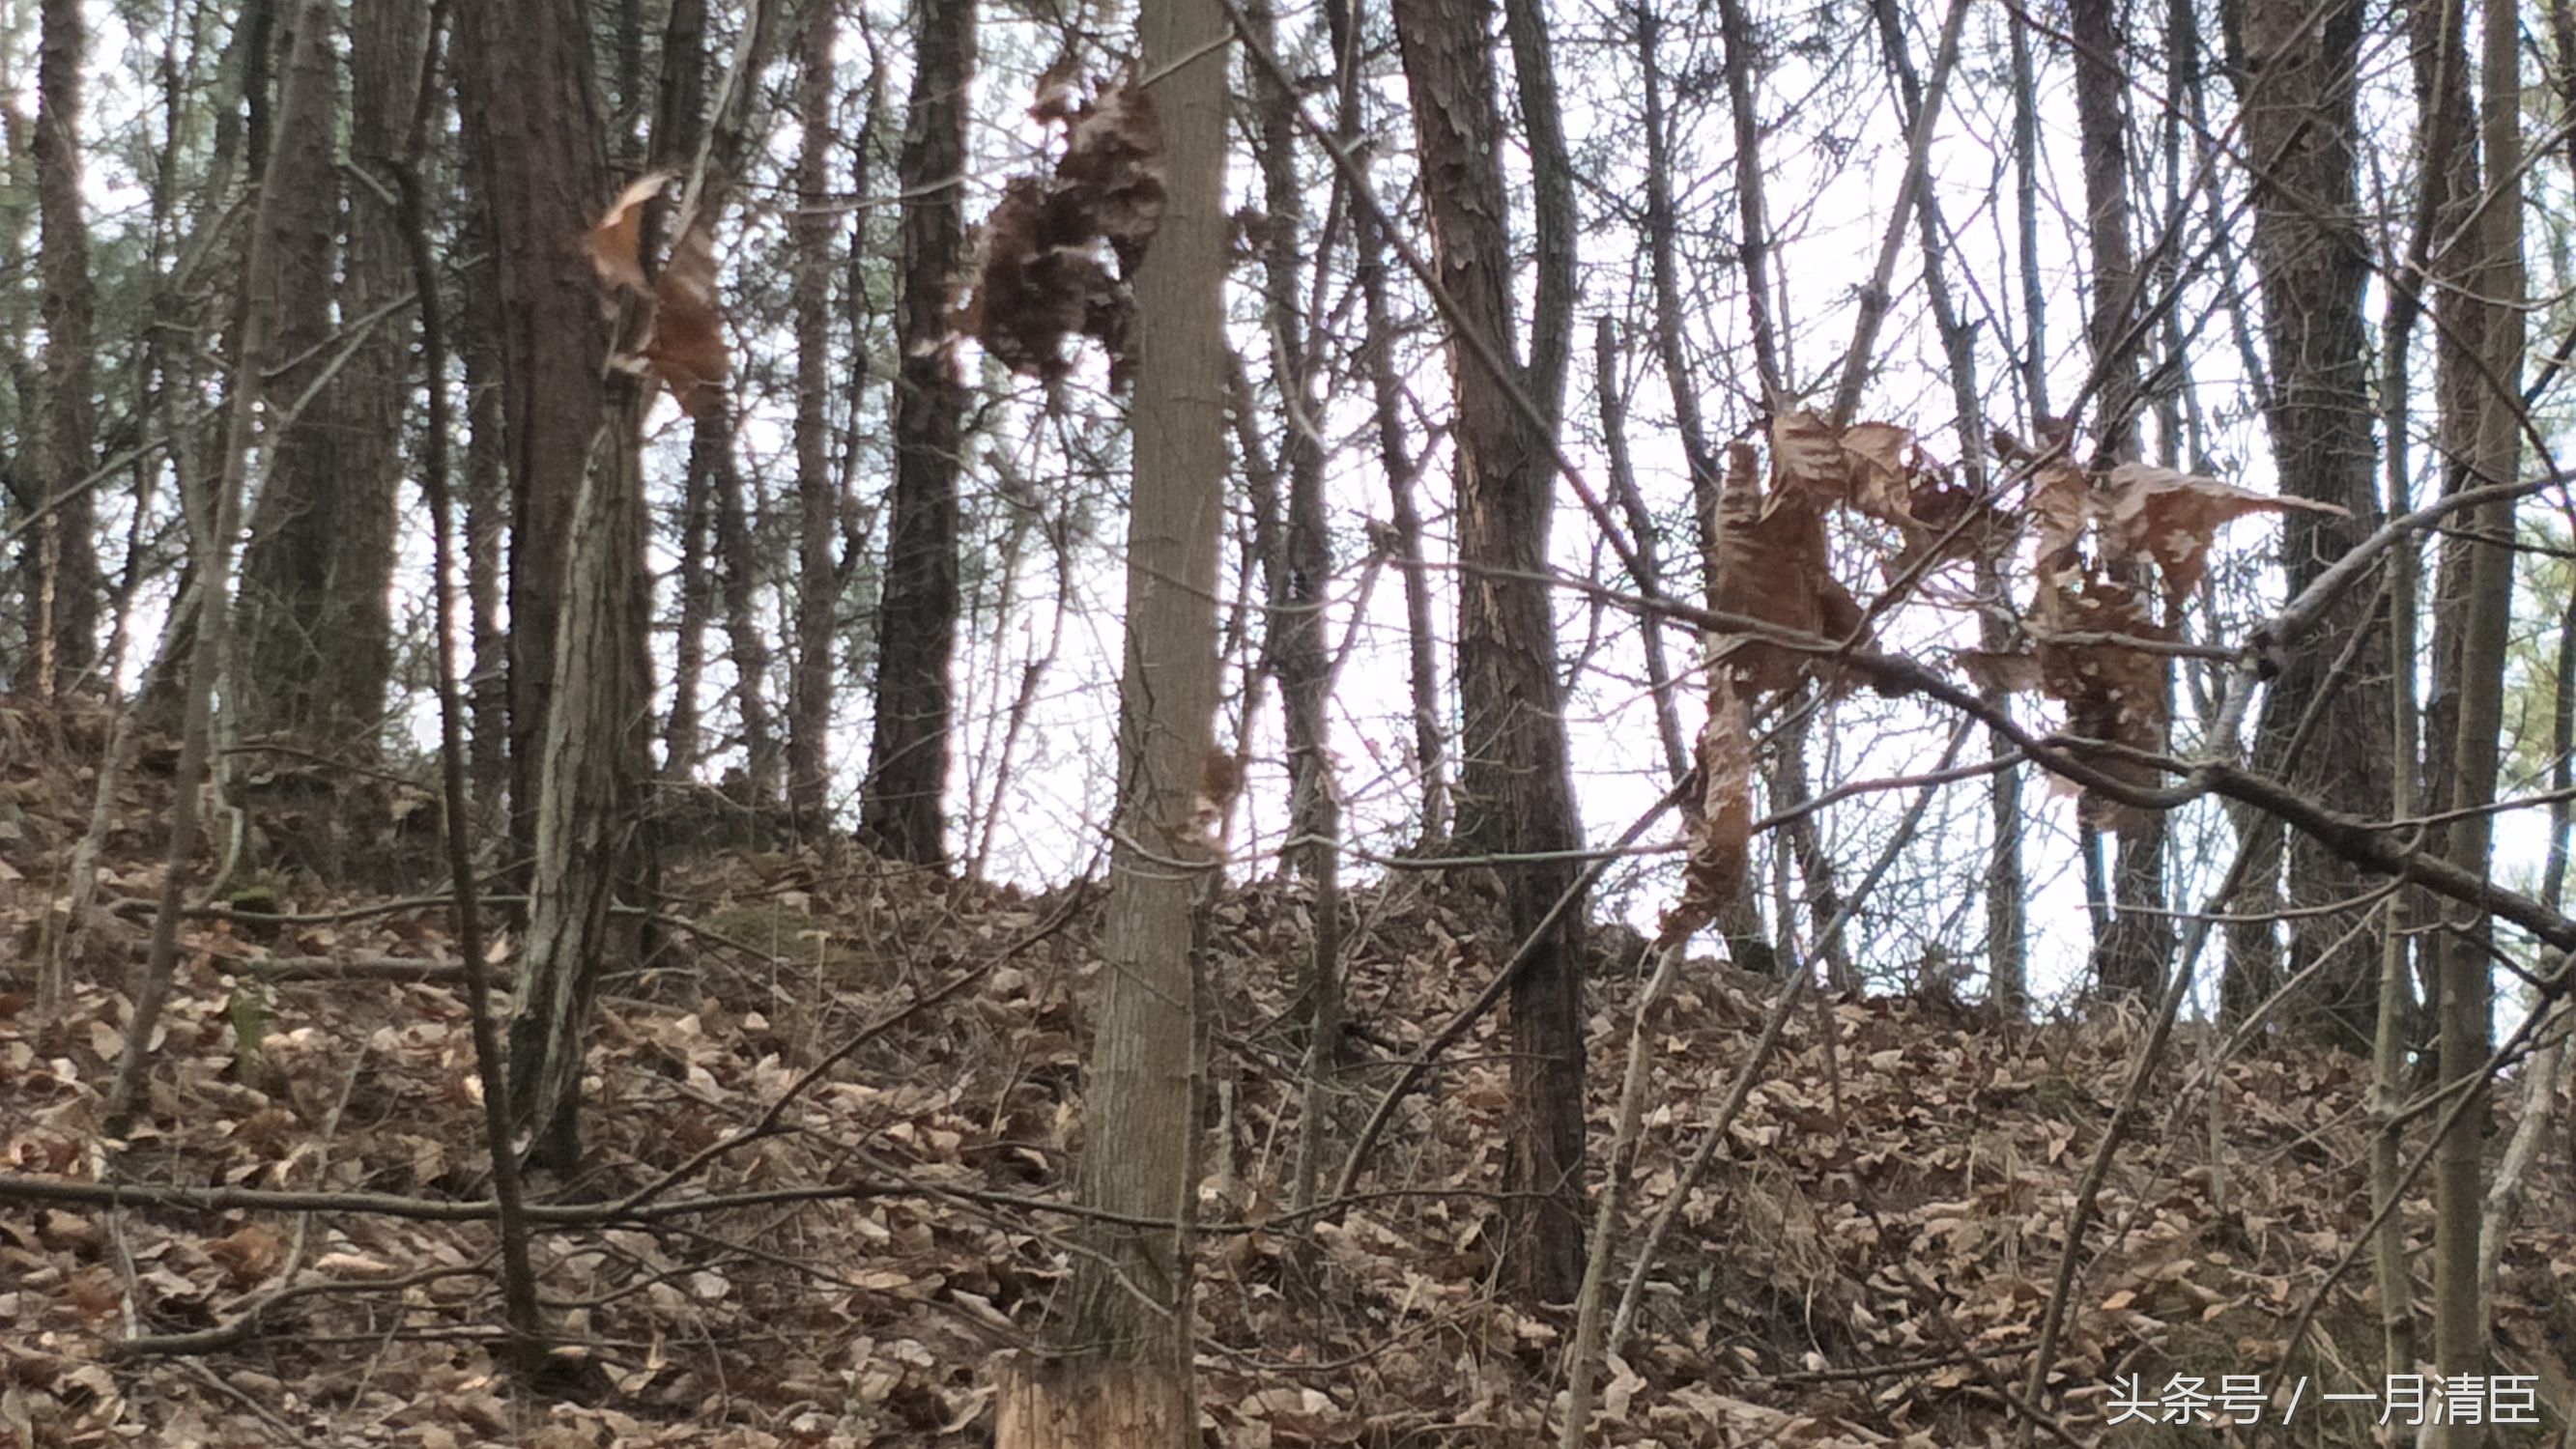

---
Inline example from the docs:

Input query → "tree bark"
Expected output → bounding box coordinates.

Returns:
[1000,0,1228,1435]
[787,0,841,831]
[2225,0,2391,1046]
[1870,0,2021,1010]
[2433,0,2524,1433]
[859,0,974,867]
[460,207,511,810]
[237,0,397,760]
[2067,0,2168,1005]
[20,0,100,696]
[455,0,638,1169]
[1388,0,1589,1303]
[1245,0,1345,1220]
[454,0,614,864]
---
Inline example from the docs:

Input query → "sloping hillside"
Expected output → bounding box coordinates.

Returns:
[3,699,2571,1447]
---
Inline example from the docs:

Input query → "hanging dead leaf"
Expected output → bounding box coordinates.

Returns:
[2033,571,2168,830]
[1709,489,1869,698]
[957,76,1163,387]
[582,174,731,415]
[645,209,730,417]
[2029,460,2093,579]
[1058,79,1165,273]
[1659,681,1754,948]
[583,171,672,296]
[1954,648,2044,696]
[1030,55,1086,125]
[2101,463,2351,600]
[1768,410,1846,504]
[958,178,1093,380]
[1772,412,2008,578]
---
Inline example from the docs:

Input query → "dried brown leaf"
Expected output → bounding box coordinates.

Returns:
[1711,484,1869,697]
[1660,683,1753,947]
[646,211,729,417]
[2102,463,2351,599]
[583,172,672,296]
[958,78,1163,387]
[1954,648,2044,696]
[2034,572,2169,830]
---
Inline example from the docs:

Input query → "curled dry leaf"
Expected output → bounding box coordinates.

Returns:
[1710,443,1869,698]
[2033,572,2169,830]
[958,77,1164,388]
[1659,680,1753,948]
[647,211,729,417]
[2101,462,2350,600]
[1772,411,2010,578]
[1058,81,1166,273]
[582,171,670,296]
[582,172,732,417]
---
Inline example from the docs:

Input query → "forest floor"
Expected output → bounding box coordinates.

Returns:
[3,695,2573,1448]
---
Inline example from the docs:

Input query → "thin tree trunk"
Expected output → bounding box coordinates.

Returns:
[664,440,716,781]
[2227,0,2390,1045]
[996,0,1229,1435]
[2433,0,2524,1432]
[1245,0,1345,1220]
[787,0,840,831]
[711,421,782,806]
[238,0,385,757]
[460,205,511,810]
[1711,0,1780,397]
[1870,0,2021,1010]
[1638,11,1767,971]
[23,0,100,696]
[1594,319,1688,783]
[2068,0,2169,1004]
[858,0,974,866]
[105,0,332,1135]
[1388,0,1589,1303]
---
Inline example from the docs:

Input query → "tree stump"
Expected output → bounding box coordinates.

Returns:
[992,1353,1190,1448]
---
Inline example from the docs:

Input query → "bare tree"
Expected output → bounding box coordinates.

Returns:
[860,0,976,866]
[787,0,844,831]
[17,0,100,696]
[2224,0,2390,1044]
[1388,0,1589,1302]
[993,6,1230,1442]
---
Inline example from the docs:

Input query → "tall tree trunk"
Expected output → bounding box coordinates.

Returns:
[456,0,631,1166]
[859,0,974,867]
[711,420,783,804]
[507,388,656,1171]
[995,1,1229,1437]
[2225,0,2390,1046]
[787,0,840,831]
[105,0,329,1135]
[329,0,422,742]
[455,0,614,866]
[1388,0,1589,1304]
[1245,0,1345,1219]
[664,439,716,781]
[21,0,100,696]
[2065,0,2170,1005]
[1868,0,2021,1009]
[460,206,512,810]
[2433,0,2524,1433]
[238,0,396,760]
[1637,8,1769,973]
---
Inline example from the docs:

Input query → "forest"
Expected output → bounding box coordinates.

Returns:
[1,0,2574,1442]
